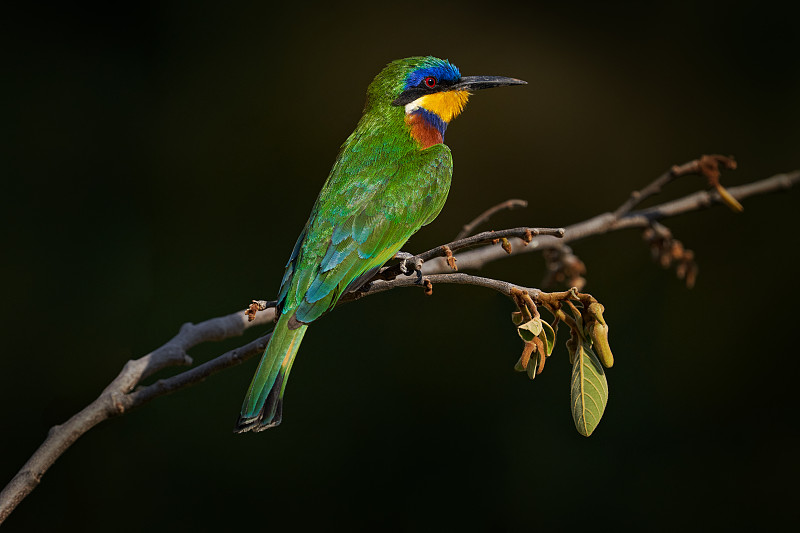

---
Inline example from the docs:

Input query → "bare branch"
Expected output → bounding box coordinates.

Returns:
[613,154,737,218]
[442,169,799,273]
[1,165,797,524]
[0,308,275,523]
[455,198,529,239]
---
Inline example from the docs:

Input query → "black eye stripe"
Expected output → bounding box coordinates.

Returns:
[391,78,457,106]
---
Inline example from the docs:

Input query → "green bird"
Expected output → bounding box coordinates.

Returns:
[235,56,525,432]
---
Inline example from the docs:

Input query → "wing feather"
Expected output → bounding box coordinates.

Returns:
[278,143,453,324]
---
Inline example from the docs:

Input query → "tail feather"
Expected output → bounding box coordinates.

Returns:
[234,312,307,433]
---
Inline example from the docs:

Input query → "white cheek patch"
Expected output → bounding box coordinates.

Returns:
[404,97,425,115]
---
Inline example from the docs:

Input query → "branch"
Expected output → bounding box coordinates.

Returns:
[436,169,799,273]
[0,309,275,523]
[377,225,565,280]
[612,154,738,218]
[1,163,797,523]
[455,198,529,239]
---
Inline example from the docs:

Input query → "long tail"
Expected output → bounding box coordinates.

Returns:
[234,312,307,433]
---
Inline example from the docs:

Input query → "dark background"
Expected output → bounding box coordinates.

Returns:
[2,1,799,531]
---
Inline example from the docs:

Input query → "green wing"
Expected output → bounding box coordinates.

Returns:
[277,143,452,324]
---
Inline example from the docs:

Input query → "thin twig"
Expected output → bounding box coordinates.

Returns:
[379,226,564,281]
[612,154,737,218]
[455,198,529,239]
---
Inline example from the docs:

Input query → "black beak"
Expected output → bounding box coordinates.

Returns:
[452,75,527,91]
[391,74,526,107]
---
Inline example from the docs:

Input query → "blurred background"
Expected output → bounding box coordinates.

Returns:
[2,1,799,530]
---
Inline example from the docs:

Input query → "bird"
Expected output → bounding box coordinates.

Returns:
[235,56,526,432]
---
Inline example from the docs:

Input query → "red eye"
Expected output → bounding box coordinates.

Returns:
[424,76,437,88]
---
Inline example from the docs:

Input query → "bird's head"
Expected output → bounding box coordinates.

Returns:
[364,56,526,147]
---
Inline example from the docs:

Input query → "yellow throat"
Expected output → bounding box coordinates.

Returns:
[409,90,471,123]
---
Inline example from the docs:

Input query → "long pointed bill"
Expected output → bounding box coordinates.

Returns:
[452,75,527,91]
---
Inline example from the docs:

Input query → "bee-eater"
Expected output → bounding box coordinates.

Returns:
[235,56,525,432]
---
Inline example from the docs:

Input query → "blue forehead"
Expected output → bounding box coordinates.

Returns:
[404,60,461,89]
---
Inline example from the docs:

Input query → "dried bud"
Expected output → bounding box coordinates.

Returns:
[515,341,536,372]
[686,263,698,289]
[586,302,606,325]
[533,336,547,374]
[526,346,540,380]
[523,228,533,244]
[442,245,458,270]
[585,302,613,367]
[566,332,579,366]
[423,279,433,296]
[676,261,687,280]
[670,240,684,259]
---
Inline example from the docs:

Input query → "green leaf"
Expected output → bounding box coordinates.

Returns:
[518,318,543,343]
[540,320,556,356]
[526,350,539,380]
[570,342,609,437]
[511,311,524,326]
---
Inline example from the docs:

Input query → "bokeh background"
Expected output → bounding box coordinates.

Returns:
[2,1,799,530]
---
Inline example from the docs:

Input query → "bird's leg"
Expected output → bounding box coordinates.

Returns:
[397,252,424,283]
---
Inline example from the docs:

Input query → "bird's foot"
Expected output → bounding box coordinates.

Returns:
[399,255,424,283]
